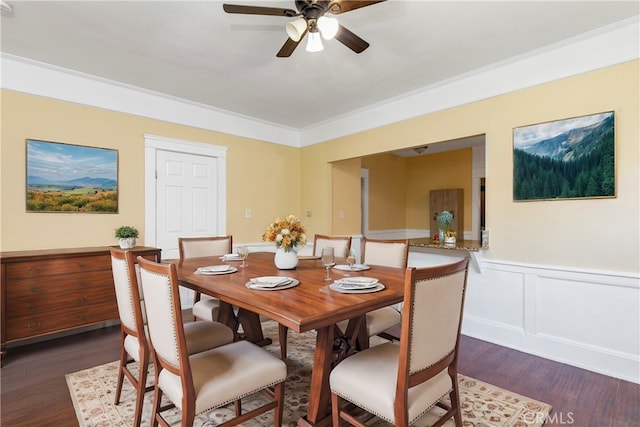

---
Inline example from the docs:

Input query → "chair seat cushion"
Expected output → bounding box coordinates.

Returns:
[183,321,234,355]
[192,296,221,322]
[158,340,287,414]
[336,306,401,337]
[330,342,452,424]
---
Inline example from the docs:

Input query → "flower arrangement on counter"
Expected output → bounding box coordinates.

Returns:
[262,214,307,252]
[436,210,454,231]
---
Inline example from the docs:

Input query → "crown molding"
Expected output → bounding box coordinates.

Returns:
[1,17,637,148]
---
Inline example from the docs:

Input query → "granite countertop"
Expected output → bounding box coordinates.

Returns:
[409,238,485,252]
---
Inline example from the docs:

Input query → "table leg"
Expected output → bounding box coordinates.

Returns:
[237,307,272,347]
[298,325,335,427]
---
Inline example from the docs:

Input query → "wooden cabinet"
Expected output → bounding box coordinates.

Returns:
[430,188,464,239]
[1,246,161,364]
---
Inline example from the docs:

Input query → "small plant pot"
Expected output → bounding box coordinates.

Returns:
[119,238,136,249]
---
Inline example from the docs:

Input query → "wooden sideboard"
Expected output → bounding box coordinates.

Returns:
[0,246,161,365]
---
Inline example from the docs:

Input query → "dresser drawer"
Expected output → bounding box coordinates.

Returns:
[5,304,119,341]
[5,255,111,280]
[6,287,116,318]
[6,270,114,298]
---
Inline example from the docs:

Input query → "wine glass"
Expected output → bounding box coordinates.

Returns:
[237,245,249,268]
[345,250,356,271]
[321,247,335,281]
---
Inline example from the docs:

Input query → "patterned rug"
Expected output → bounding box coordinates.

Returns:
[66,321,551,426]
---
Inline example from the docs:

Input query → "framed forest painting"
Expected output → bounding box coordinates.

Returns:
[513,111,615,201]
[26,139,118,213]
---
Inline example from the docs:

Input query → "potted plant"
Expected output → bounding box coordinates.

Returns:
[115,225,139,249]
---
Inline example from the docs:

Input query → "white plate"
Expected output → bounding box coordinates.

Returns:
[195,266,238,275]
[333,264,370,271]
[198,265,232,272]
[329,282,385,294]
[219,254,242,261]
[246,278,299,291]
[334,277,379,288]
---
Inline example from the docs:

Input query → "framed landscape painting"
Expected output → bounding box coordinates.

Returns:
[513,111,615,201]
[26,139,118,212]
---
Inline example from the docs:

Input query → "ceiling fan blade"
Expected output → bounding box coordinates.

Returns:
[335,25,369,53]
[276,30,307,57]
[328,0,386,14]
[223,4,297,17]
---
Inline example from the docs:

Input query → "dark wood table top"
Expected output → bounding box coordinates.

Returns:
[172,251,405,333]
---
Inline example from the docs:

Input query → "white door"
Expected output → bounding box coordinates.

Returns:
[144,134,227,308]
[156,150,220,258]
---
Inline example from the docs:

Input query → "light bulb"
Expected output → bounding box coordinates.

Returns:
[286,17,307,42]
[306,31,323,52]
[317,16,338,40]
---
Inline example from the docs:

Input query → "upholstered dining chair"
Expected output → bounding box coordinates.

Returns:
[336,238,408,346]
[330,258,469,427]
[179,235,290,359]
[312,234,352,258]
[136,256,287,427]
[110,249,234,427]
[178,235,232,322]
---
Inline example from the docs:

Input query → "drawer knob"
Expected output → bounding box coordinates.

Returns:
[77,297,87,304]
[27,266,40,274]
[27,323,41,330]
[78,262,87,269]
[27,304,39,312]
[76,314,88,321]
[28,285,41,293]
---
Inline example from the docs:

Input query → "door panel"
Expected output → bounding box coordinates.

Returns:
[156,150,219,257]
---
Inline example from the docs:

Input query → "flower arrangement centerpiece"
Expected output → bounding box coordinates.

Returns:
[436,211,456,245]
[262,214,307,253]
[436,210,453,232]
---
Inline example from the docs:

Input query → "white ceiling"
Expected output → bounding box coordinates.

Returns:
[1,0,639,133]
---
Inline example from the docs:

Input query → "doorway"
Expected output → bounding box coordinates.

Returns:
[144,134,228,306]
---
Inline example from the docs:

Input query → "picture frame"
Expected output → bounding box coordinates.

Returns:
[26,139,119,213]
[513,111,615,201]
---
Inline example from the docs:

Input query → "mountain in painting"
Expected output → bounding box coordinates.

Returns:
[516,114,614,162]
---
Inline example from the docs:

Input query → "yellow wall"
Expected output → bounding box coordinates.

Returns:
[361,153,407,230]
[2,61,638,274]
[0,91,300,251]
[301,60,639,272]
[331,158,361,235]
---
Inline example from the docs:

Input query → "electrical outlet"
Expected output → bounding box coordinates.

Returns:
[338,211,345,219]
[245,208,251,218]
[306,211,312,217]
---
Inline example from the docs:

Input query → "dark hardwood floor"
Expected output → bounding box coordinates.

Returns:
[1,325,638,426]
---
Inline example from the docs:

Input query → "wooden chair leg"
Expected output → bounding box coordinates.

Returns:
[274,381,285,427]
[114,344,127,405]
[132,357,149,427]
[278,324,288,359]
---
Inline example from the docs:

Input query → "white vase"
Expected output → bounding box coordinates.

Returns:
[274,247,298,270]
[119,238,136,249]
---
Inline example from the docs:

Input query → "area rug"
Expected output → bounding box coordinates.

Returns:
[66,322,551,426]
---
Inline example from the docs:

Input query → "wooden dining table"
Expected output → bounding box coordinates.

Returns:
[171,251,405,427]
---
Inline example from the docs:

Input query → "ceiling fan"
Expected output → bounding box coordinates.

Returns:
[223,0,386,57]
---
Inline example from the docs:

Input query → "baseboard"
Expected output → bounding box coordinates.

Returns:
[462,315,640,384]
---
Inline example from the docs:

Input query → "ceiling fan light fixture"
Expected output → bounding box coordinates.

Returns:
[286,17,307,42]
[306,31,323,52]
[317,16,338,40]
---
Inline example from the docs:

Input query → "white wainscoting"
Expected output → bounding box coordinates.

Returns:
[462,259,640,383]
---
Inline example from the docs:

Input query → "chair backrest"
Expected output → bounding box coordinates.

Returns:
[361,238,409,268]
[396,258,469,401]
[110,249,146,337]
[313,234,352,258]
[178,236,232,259]
[137,256,190,373]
